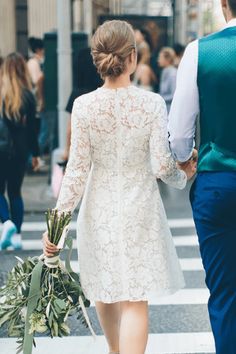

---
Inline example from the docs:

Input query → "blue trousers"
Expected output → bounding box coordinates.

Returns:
[0,156,25,233]
[190,172,236,354]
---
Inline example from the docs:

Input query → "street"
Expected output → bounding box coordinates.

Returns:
[0,175,215,354]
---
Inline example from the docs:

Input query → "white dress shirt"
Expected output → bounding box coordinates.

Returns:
[168,18,236,162]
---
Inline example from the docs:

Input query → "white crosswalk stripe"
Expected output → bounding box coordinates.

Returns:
[0,218,196,232]
[7,235,200,250]
[0,332,215,354]
[0,217,215,354]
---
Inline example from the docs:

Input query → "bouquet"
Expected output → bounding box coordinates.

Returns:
[0,210,94,354]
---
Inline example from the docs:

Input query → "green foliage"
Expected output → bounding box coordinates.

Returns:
[0,210,91,353]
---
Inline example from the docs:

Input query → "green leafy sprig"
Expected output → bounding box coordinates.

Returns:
[0,210,91,354]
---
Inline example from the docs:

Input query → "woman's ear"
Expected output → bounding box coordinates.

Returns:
[130,49,137,64]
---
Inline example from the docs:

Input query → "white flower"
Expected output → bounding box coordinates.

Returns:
[29,313,47,334]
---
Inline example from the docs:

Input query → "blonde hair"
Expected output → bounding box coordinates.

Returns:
[0,52,32,120]
[160,47,176,65]
[91,20,136,79]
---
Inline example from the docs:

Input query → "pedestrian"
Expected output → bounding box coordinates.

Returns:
[168,1,236,353]
[28,37,47,159]
[134,28,152,65]
[158,47,177,112]
[132,51,156,91]
[0,57,3,91]
[173,43,185,68]
[0,53,39,250]
[43,20,196,354]
[62,47,102,162]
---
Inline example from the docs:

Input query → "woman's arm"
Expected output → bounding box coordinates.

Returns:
[149,96,188,189]
[55,98,91,213]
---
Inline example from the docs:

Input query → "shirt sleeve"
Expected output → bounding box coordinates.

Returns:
[56,98,91,213]
[168,40,199,162]
[150,96,187,190]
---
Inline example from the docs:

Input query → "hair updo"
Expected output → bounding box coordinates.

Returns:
[91,20,136,79]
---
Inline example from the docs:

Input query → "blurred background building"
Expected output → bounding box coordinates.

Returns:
[0,0,224,58]
[0,0,225,152]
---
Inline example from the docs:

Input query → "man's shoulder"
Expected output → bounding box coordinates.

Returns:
[199,27,230,44]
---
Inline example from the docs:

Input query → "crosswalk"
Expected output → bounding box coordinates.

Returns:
[0,218,215,354]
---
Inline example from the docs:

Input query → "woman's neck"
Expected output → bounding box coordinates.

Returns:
[103,74,131,89]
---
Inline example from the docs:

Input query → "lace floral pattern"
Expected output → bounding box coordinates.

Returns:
[56,86,186,303]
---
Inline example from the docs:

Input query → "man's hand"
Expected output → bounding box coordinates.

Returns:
[177,149,198,180]
[42,231,59,257]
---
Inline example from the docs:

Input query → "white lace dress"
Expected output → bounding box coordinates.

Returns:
[56,86,187,303]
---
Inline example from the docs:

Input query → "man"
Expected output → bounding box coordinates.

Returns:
[168,1,236,353]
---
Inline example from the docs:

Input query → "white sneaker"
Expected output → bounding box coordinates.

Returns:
[11,233,22,250]
[0,220,17,250]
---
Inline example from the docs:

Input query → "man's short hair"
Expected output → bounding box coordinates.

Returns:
[228,0,236,15]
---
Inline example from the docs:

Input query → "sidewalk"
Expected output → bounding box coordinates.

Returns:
[22,170,56,213]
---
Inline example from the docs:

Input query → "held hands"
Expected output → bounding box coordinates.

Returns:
[42,231,59,257]
[177,149,198,180]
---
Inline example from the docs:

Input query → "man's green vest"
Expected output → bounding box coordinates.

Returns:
[197,26,236,171]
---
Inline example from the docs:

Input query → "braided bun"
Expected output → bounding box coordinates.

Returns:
[91,20,136,79]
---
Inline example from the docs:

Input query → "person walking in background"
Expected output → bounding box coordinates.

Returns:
[133,28,156,92]
[62,47,102,162]
[158,47,177,112]
[168,1,236,352]
[134,28,152,65]
[173,43,185,68]
[43,20,196,354]
[0,53,39,250]
[28,37,47,159]
[0,57,3,92]
[132,51,156,91]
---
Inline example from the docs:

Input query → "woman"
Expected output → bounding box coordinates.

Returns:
[134,28,152,65]
[133,51,156,91]
[28,37,47,158]
[158,47,177,112]
[0,53,39,250]
[43,21,196,354]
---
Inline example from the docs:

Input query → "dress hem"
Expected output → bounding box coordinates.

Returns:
[83,283,186,304]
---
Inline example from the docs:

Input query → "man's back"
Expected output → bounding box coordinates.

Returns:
[197,26,236,171]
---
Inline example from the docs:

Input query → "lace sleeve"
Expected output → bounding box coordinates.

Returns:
[56,99,91,212]
[150,96,187,190]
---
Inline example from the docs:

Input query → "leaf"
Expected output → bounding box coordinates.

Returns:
[36,300,42,312]
[15,256,24,264]
[0,312,11,326]
[50,304,58,319]
[48,311,54,328]
[52,320,58,336]
[46,302,51,318]
[54,299,67,311]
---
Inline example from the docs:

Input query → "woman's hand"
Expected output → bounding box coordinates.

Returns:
[179,160,197,180]
[42,231,59,257]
